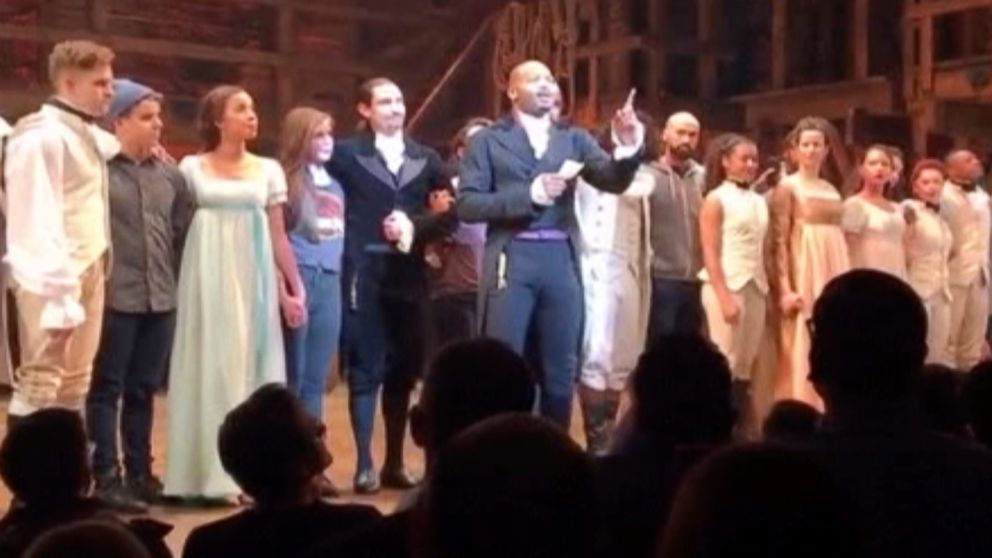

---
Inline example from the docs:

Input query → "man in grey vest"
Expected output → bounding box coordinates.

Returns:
[641,112,705,343]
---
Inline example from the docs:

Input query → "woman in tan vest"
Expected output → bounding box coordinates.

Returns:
[699,133,770,433]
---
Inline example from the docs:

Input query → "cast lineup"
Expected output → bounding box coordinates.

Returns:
[1,41,988,509]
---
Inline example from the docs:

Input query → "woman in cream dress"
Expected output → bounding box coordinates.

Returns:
[165,86,304,501]
[903,160,954,365]
[842,145,906,280]
[770,117,850,409]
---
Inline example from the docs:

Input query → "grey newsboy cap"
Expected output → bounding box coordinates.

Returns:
[108,78,161,120]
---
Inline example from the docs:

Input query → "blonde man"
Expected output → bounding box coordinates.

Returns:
[3,41,117,425]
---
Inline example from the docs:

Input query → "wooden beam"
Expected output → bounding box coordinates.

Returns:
[771,0,787,89]
[906,0,992,19]
[902,17,917,101]
[853,0,869,79]
[576,35,643,59]
[242,0,452,26]
[87,0,109,33]
[920,14,934,92]
[697,0,717,98]
[589,0,602,119]
[275,2,295,116]
[0,24,374,76]
[644,0,666,108]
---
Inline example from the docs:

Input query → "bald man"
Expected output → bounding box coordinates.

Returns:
[457,61,643,428]
[633,112,706,342]
[942,149,989,369]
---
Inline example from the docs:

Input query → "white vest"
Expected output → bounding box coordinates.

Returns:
[904,200,952,301]
[6,104,114,278]
[575,178,645,260]
[941,182,990,287]
[699,181,769,293]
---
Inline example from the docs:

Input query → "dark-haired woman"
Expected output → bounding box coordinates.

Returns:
[699,133,769,429]
[164,86,301,501]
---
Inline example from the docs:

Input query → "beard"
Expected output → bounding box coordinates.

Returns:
[670,143,695,160]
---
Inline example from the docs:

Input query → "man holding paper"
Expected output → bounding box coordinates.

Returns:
[457,60,643,428]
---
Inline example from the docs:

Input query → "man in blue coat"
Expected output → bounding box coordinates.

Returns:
[329,77,455,494]
[457,60,644,428]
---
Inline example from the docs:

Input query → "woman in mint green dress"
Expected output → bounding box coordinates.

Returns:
[164,86,305,501]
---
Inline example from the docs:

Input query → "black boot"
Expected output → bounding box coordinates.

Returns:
[579,387,611,456]
[731,380,753,440]
[381,390,418,489]
[94,473,148,514]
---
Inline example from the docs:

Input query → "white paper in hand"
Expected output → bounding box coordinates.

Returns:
[557,159,585,181]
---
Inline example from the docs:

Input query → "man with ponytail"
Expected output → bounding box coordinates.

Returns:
[328,77,454,494]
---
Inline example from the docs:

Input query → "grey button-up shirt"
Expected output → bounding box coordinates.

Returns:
[106,153,193,313]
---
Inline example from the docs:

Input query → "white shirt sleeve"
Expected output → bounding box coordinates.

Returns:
[3,129,86,329]
[611,120,646,160]
[265,158,289,207]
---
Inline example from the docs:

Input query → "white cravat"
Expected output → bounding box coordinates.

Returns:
[375,132,405,176]
[517,111,552,159]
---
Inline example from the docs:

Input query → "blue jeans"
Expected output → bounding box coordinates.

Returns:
[646,278,704,346]
[485,240,580,428]
[86,310,175,479]
[285,266,342,420]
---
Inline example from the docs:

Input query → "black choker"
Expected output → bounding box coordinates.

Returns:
[728,179,751,190]
[924,201,940,213]
[45,98,97,124]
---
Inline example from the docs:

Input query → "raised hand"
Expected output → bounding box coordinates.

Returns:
[611,88,641,146]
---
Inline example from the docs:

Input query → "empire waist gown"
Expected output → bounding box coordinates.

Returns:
[164,155,287,498]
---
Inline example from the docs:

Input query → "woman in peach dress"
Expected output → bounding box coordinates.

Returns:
[770,117,851,408]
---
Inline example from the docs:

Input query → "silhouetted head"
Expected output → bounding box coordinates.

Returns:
[0,409,90,509]
[963,362,992,449]
[762,400,822,443]
[920,364,968,437]
[412,338,536,469]
[630,333,735,445]
[426,414,598,558]
[218,384,330,506]
[810,270,927,408]
[658,444,869,558]
[24,521,150,558]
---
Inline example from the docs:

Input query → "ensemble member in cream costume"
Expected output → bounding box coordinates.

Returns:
[942,149,989,370]
[903,160,953,366]
[3,41,118,423]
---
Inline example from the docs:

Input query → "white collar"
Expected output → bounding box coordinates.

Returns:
[374,132,405,153]
[516,111,552,135]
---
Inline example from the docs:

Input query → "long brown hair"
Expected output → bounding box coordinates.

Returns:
[279,107,334,225]
[703,133,756,195]
[787,116,851,193]
[198,85,247,151]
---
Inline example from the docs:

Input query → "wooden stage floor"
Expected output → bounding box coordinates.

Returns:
[0,388,589,554]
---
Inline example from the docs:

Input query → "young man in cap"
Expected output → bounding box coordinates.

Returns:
[85,78,193,512]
